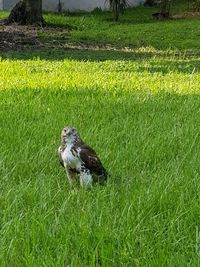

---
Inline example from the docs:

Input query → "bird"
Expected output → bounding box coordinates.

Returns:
[58,127,108,187]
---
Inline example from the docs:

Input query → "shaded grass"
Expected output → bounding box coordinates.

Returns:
[41,7,200,52]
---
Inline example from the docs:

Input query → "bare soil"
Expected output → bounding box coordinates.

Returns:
[172,11,200,19]
[0,22,67,52]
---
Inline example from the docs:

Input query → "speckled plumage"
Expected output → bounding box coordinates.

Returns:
[58,127,107,186]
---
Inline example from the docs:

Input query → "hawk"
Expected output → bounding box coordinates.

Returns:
[58,127,108,186]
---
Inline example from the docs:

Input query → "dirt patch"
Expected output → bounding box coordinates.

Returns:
[0,22,69,52]
[0,23,41,52]
[172,12,200,19]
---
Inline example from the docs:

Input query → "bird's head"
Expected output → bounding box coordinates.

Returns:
[61,126,79,144]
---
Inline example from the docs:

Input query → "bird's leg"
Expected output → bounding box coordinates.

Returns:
[65,167,77,186]
[79,168,93,187]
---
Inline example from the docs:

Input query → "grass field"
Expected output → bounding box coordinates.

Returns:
[0,2,200,266]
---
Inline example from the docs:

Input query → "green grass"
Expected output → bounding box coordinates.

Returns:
[41,7,200,52]
[1,3,200,266]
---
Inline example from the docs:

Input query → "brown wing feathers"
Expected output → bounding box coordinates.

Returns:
[79,144,107,177]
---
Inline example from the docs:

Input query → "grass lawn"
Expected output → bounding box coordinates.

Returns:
[0,2,200,266]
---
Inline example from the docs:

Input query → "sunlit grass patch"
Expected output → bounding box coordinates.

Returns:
[1,52,199,94]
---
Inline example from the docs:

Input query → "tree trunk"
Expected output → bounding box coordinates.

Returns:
[58,0,63,12]
[113,1,119,21]
[6,0,44,25]
[160,0,171,19]
[144,0,156,6]
[109,0,127,21]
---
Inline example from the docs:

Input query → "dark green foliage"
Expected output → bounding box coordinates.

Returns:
[192,0,200,11]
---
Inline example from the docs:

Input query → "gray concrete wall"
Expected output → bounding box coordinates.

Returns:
[3,0,18,10]
[42,0,58,12]
[62,0,109,12]
[44,0,145,12]
[43,0,108,12]
[2,0,145,11]
[0,0,3,10]
[129,0,145,7]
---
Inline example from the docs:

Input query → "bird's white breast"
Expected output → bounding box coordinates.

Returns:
[61,144,82,171]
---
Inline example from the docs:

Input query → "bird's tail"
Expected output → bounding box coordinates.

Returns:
[98,168,110,185]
